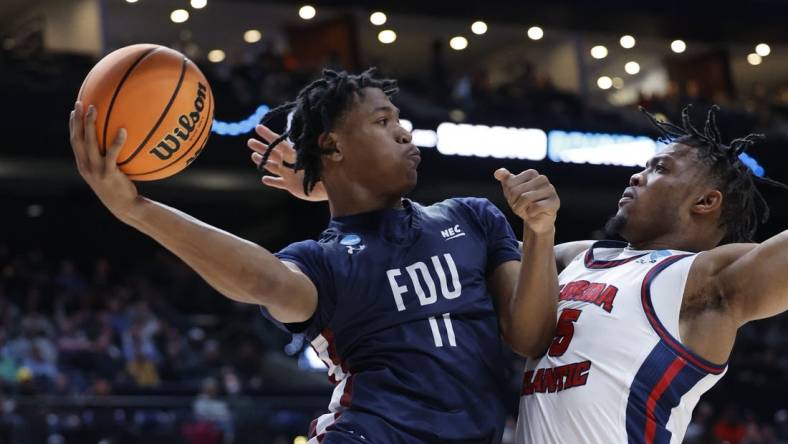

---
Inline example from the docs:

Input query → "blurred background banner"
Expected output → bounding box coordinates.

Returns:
[0,1,786,443]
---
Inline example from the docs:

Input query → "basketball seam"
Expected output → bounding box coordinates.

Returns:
[127,85,213,177]
[101,46,160,155]
[117,55,188,166]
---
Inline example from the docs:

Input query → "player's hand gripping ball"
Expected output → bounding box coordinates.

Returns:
[77,43,214,181]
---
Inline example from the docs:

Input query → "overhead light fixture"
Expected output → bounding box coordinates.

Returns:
[370,11,387,26]
[597,76,613,90]
[190,0,207,9]
[755,43,770,57]
[298,5,316,20]
[378,29,397,44]
[590,45,608,59]
[471,21,488,35]
[624,61,640,75]
[620,35,635,49]
[450,36,468,50]
[527,26,543,40]
[747,53,762,65]
[170,9,189,23]
[244,30,262,43]
[670,40,686,53]
[208,49,225,63]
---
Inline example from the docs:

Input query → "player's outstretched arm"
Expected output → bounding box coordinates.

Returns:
[693,230,788,325]
[70,102,317,323]
[248,124,328,202]
[490,168,560,358]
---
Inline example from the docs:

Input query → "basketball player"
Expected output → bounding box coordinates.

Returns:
[515,107,788,444]
[259,105,788,444]
[68,69,562,443]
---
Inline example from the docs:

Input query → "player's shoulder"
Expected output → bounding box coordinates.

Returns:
[430,196,498,216]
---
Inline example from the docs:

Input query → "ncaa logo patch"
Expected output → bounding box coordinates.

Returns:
[340,234,366,255]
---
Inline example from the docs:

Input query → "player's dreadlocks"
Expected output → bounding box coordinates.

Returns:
[258,68,398,196]
[640,105,788,243]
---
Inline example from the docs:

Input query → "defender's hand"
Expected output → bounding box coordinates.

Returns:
[69,101,140,221]
[494,168,560,234]
[247,124,328,202]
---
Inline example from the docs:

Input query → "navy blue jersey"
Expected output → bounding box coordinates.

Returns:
[264,198,521,443]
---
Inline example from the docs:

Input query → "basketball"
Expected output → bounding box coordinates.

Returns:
[77,43,214,181]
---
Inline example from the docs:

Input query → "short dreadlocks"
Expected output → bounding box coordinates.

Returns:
[641,105,788,244]
[258,68,398,196]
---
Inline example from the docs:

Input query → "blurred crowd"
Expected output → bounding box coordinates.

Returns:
[0,243,325,444]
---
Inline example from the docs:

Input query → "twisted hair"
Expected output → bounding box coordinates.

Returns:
[258,68,398,195]
[640,105,788,243]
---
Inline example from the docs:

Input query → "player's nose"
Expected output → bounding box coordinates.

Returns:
[629,171,643,187]
[396,126,412,144]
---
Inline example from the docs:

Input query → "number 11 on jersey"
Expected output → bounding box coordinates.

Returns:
[428,313,457,347]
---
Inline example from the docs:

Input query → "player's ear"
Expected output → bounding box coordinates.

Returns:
[691,189,723,215]
[319,132,343,162]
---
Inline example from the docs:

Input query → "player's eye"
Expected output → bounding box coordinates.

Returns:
[377,118,388,126]
[654,164,667,173]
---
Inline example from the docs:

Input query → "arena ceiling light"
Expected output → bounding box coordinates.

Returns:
[244,30,262,43]
[125,0,138,3]
[612,77,624,89]
[190,0,207,9]
[299,5,316,20]
[670,39,686,53]
[747,53,762,65]
[590,45,608,59]
[450,36,468,50]
[378,29,397,44]
[597,76,613,90]
[755,43,771,57]
[370,11,387,26]
[624,61,640,75]
[471,21,488,35]
[527,26,544,40]
[170,9,189,23]
[620,35,635,49]
[208,50,225,63]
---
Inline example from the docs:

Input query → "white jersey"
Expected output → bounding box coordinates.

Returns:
[516,241,727,444]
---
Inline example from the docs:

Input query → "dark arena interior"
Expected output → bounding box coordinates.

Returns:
[1,1,787,443]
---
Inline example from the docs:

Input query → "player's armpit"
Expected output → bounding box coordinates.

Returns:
[710,230,788,324]
[554,241,594,273]
[687,232,788,327]
[518,240,594,273]
[262,261,319,324]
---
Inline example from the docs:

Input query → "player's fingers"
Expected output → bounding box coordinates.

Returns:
[494,168,511,182]
[255,124,283,144]
[261,175,287,190]
[508,176,551,197]
[525,199,560,219]
[83,104,103,166]
[105,128,127,167]
[251,151,263,167]
[507,169,540,188]
[247,138,268,154]
[74,101,86,144]
[256,124,296,163]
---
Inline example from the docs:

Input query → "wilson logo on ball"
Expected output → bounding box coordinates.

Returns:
[150,82,208,161]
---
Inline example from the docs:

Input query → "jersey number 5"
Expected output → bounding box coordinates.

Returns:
[548,308,582,357]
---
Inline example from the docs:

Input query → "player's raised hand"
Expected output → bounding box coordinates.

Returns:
[494,168,560,234]
[247,124,328,202]
[69,101,140,221]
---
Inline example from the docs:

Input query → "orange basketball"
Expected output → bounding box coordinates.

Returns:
[77,44,214,181]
